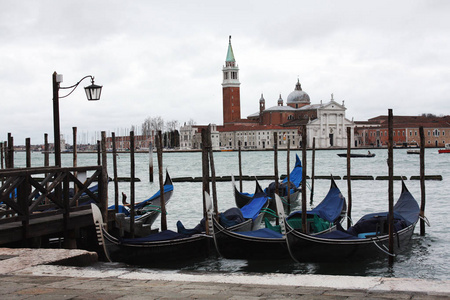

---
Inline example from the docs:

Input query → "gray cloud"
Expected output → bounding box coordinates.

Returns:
[1,0,449,144]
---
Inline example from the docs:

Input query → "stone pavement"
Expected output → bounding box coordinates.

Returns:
[0,248,449,299]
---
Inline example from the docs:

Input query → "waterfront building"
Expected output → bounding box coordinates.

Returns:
[180,36,355,150]
[354,115,450,148]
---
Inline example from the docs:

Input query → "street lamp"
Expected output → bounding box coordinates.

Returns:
[52,71,102,167]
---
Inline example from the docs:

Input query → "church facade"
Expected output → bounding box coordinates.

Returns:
[180,37,355,150]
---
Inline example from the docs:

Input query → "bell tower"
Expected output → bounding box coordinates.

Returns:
[222,36,241,125]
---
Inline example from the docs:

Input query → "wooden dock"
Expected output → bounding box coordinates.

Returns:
[0,165,109,248]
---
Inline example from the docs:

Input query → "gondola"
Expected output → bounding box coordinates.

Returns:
[337,152,376,158]
[109,170,174,231]
[233,154,302,210]
[283,180,419,262]
[91,199,213,265]
[212,178,346,260]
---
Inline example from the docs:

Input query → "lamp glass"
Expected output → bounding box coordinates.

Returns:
[84,84,102,101]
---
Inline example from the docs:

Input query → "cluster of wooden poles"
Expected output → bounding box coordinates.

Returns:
[201,109,428,265]
[2,109,428,265]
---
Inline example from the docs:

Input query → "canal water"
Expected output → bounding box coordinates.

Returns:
[12,148,450,280]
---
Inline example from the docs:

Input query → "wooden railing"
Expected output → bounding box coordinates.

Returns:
[0,166,108,240]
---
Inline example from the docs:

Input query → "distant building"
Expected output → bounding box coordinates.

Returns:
[354,115,450,147]
[181,36,355,150]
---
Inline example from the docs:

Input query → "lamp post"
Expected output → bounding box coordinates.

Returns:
[52,71,102,166]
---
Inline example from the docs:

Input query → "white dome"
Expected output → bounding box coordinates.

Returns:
[287,80,310,104]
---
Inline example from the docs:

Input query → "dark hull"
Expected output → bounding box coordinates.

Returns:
[112,171,174,232]
[337,153,376,158]
[234,181,300,211]
[213,219,289,260]
[286,223,416,262]
[103,230,213,265]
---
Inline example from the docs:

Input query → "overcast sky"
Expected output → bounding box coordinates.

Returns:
[1,0,449,145]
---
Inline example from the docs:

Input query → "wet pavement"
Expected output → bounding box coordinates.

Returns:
[0,248,449,299]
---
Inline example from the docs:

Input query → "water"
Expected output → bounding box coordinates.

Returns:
[11,148,450,280]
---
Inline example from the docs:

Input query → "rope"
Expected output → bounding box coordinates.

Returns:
[260,208,278,218]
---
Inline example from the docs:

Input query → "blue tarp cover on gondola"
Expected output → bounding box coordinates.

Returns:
[134,184,174,209]
[266,154,302,197]
[240,193,268,220]
[237,228,283,238]
[220,208,245,227]
[393,183,420,225]
[120,230,187,244]
[281,154,302,187]
[287,181,345,223]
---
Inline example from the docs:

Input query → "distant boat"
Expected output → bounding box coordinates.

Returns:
[407,150,420,155]
[438,144,450,154]
[337,152,375,158]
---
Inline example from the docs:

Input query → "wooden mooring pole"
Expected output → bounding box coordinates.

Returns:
[238,141,243,193]
[44,134,49,204]
[73,127,78,204]
[273,132,279,195]
[0,142,3,186]
[301,125,308,234]
[97,140,101,166]
[346,127,352,229]
[419,126,426,236]
[149,141,154,182]
[44,134,49,168]
[8,133,13,169]
[310,137,315,205]
[201,129,211,224]
[157,130,167,231]
[130,131,136,237]
[0,142,3,168]
[207,125,219,220]
[112,132,119,213]
[388,109,395,265]
[287,139,291,214]
[26,138,31,168]
[73,127,77,169]
[100,131,109,230]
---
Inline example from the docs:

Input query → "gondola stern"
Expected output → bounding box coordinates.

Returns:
[90,204,112,262]
[204,191,223,257]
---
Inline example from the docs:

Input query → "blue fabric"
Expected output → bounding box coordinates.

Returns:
[120,230,188,244]
[310,185,345,222]
[220,208,245,227]
[282,154,302,187]
[134,184,173,209]
[237,228,283,238]
[265,154,302,196]
[240,193,268,220]
[177,220,205,235]
[287,180,345,223]
[393,183,420,225]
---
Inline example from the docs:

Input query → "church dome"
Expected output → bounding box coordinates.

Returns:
[287,79,310,104]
